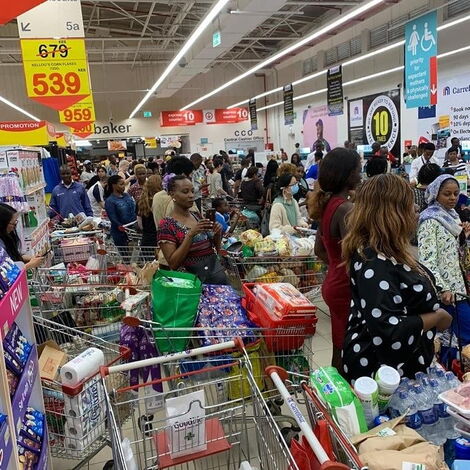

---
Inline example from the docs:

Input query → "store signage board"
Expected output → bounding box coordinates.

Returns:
[405,11,438,108]
[161,110,204,127]
[283,84,294,125]
[249,99,258,131]
[143,111,152,118]
[0,121,56,146]
[20,38,91,110]
[59,95,96,131]
[204,108,249,125]
[327,65,344,116]
[213,31,221,48]
[145,137,157,149]
[0,1,46,25]
[71,124,94,139]
[17,0,84,39]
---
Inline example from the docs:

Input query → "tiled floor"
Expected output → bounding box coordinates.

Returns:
[51,300,334,469]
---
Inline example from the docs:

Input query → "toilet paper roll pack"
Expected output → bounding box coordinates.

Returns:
[64,378,104,420]
[60,347,105,387]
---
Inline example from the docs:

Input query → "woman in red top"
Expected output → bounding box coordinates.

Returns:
[309,148,362,369]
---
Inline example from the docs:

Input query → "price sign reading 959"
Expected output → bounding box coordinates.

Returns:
[365,95,399,149]
[20,38,91,111]
[59,96,96,131]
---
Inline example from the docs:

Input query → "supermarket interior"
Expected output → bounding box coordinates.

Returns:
[4,0,470,469]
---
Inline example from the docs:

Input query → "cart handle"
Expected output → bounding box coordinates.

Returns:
[101,337,244,377]
[266,366,331,466]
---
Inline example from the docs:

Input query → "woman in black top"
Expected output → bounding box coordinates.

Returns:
[240,166,264,208]
[137,175,162,260]
[341,174,452,381]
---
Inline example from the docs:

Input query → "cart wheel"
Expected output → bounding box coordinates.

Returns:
[267,397,284,416]
[281,426,299,446]
[103,460,114,470]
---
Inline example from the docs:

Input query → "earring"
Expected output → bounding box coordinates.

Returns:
[172,198,176,202]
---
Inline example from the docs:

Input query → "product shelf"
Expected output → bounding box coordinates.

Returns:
[0,419,13,470]
[0,271,28,340]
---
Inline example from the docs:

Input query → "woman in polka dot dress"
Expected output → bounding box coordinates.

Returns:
[341,174,452,382]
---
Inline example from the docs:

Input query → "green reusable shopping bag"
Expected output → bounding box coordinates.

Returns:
[151,269,202,354]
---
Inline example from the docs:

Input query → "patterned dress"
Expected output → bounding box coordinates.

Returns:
[342,248,440,382]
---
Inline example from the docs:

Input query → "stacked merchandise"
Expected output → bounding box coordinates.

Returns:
[0,248,21,299]
[17,407,47,468]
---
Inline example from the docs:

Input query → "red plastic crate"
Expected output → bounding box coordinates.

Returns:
[242,283,317,352]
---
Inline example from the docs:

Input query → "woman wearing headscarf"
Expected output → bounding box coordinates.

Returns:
[418,174,470,346]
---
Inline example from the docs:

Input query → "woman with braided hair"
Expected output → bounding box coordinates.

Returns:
[308,148,362,369]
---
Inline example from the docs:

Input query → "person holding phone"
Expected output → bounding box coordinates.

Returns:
[0,203,45,270]
[158,175,228,285]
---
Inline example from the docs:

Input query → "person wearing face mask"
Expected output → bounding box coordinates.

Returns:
[269,173,308,234]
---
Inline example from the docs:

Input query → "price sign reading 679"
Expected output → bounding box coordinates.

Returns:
[20,38,91,111]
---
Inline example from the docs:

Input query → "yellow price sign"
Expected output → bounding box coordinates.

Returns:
[21,38,91,111]
[59,96,96,131]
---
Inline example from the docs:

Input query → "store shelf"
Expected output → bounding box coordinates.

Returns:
[0,271,28,341]
[35,427,48,470]
[24,184,46,196]
[11,345,38,431]
[0,419,13,470]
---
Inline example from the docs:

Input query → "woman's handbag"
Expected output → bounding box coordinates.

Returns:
[185,253,228,285]
[151,269,202,353]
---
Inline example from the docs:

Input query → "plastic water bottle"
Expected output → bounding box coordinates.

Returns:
[435,374,461,439]
[396,390,422,432]
[445,372,461,390]
[412,385,441,444]
[415,372,426,384]
[429,378,451,443]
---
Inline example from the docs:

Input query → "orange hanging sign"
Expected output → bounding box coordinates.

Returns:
[71,123,94,139]
[21,38,91,111]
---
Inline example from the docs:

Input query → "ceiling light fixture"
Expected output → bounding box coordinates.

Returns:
[0,96,40,121]
[228,12,470,109]
[181,0,385,110]
[256,44,470,112]
[128,0,231,119]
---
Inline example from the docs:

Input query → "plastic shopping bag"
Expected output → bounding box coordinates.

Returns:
[151,269,202,354]
[165,390,206,459]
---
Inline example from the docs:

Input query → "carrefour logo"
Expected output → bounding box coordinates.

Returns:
[442,85,470,96]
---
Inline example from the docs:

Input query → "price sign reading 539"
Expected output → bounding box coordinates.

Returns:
[20,38,91,111]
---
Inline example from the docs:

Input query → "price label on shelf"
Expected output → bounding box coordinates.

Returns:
[59,96,96,131]
[20,38,91,111]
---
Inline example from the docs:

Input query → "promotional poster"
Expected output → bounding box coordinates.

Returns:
[302,105,338,152]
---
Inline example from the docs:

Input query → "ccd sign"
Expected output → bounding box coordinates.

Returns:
[234,130,254,137]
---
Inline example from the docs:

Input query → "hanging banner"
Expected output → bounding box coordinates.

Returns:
[17,0,84,39]
[0,1,46,25]
[160,110,204,127]
[302,105,336,152]
[20,38,91,111]
[327,65,344,116]
[348,88,401,159]
[145,138,157,149]
[59,96,96,131]
[71,123,94,139]
[283,84,294,125]
[405,11,438,108]
[249,99,258,131]
[203,108,249,124]
[417,72,470,164]
[0,121,56,146]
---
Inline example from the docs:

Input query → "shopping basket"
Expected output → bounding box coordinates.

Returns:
[33,316,133,468]
[242,283,317,352]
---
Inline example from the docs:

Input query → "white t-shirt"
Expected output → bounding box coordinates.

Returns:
[87,182,105,217]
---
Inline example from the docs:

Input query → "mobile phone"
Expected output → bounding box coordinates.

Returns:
[205,208,216,223]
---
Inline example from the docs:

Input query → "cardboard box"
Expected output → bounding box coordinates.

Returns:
[38,341,67,382]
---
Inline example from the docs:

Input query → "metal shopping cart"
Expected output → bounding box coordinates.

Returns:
[100,338,302,470]
[33,316,133,469]
[32,265,151,343]
[222,254,327,302]
[267,367,365,470]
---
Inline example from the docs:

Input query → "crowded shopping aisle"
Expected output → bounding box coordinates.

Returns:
[2,0,470,469]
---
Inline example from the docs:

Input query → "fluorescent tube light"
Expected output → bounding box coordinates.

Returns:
[181,0,385,110]
[227,13,470,109]
[0,96,40,121]
[129,0,231,119]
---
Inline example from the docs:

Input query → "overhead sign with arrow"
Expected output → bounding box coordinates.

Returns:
[0,1,47,25]
[17,0,84,39]
[405,11,438,108]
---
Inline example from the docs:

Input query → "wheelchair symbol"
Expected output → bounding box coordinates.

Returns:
[421,22,436,52]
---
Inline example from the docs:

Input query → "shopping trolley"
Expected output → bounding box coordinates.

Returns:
[223,254,327,301]
[33,316,133,469]
[100,338,302,470]
[267,366,365,470]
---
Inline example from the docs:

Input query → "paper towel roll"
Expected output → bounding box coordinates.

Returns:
[60,348,105,386]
